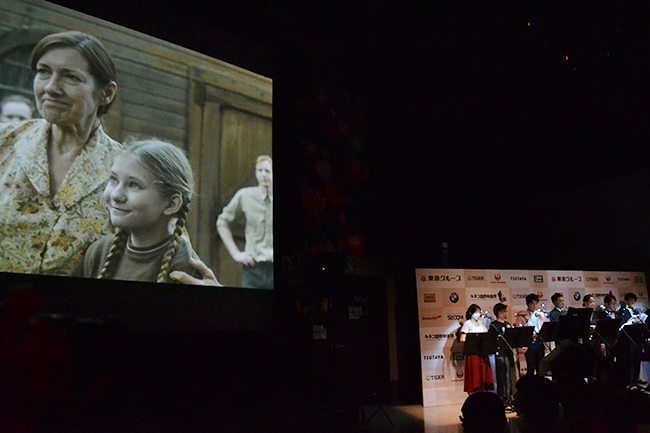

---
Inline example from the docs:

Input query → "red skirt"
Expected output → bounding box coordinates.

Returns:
[464,354,494,393]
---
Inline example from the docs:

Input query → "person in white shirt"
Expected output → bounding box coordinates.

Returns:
[460,304,494,394]
[515,293,547,375]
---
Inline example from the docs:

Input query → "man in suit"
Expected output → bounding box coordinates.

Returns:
[548,293,566,323]
[538,293,570,378]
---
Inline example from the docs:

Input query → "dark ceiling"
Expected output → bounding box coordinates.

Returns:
[48,0,650,275]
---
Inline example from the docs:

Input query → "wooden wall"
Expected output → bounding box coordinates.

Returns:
[0,0,273,287]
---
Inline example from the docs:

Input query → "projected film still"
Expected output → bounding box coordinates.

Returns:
[0,0,273,289]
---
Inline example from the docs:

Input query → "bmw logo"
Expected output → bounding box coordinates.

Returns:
[450,292,459,303]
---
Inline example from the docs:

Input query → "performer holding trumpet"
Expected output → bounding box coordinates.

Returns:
[620,292,648,327]
[515,293,547,376]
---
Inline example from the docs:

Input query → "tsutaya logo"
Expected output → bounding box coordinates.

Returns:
[423,354,444,361]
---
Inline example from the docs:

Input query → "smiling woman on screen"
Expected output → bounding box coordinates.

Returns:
[0,31,120,276]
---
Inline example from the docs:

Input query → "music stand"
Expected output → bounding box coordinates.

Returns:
[594,318,622,353]
[619,323,649,348]
[558,309,592,343]
[463,332,498,392]
[504,327,534,350]
[504,327,534,379]
[539,322,559,343]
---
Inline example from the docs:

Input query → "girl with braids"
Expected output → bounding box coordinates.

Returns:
[82,139,207,283]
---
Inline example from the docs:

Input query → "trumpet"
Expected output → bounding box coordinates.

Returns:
[480,310,493,320]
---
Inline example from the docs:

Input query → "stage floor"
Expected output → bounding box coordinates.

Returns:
[355,403,519,433]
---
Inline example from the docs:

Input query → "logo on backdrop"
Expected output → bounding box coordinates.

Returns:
[468,276,485,281]
[551,275,582,283]
[510,276,527,281]
[450,292,459,303]
[425,375,445,381]
[635,276,644,284]
[456,370,464,379]
[424,333,456,341]
[586,276,599,282]
[470,293,497,300]
[494,274,501,281]
[606,275,611,282]
[421,276,426,282]
[533,275,544,283]
[447,314,464,321]
[574,292,581,301]
[428,274,462,282]
[424,294,436,302]
[537,291,544,299]
[423,355,444,361]
[422,315,442,322]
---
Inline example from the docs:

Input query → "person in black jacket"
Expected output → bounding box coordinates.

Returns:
[489,303,516,407]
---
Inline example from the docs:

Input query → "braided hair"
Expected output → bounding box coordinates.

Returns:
[99,138,195,282]
[97,228,129,279]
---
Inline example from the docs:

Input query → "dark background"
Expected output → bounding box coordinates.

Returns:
[48,0,650,273]
[10,0,650,428]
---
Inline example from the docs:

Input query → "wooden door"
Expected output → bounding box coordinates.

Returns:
[187,72,272,287]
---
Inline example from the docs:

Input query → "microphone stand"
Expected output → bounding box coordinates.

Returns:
[592,328,614,356]
[491,322,517,409]
[620,323,642,349]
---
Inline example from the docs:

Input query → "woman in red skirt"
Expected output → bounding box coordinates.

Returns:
[460,303,494,394]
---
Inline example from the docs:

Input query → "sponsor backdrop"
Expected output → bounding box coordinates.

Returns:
[415,268,648,407]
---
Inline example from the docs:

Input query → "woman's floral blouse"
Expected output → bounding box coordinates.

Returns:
[0,119,121,276]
